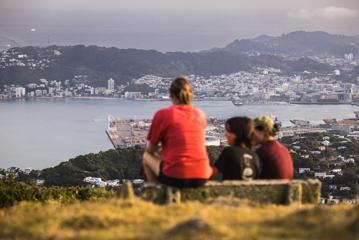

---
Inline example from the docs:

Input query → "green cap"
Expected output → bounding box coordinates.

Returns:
[254,116,275,132]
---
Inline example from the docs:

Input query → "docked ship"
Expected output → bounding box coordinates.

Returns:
[290,119,311,127]
[231,99,243,106]
[322,111,359,126]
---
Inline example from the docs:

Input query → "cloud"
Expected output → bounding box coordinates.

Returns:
[317,6,358,19]
[288,6,357,20]
[287,9,314,19]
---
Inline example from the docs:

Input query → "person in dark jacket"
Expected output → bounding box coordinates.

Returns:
[213,117,261,180]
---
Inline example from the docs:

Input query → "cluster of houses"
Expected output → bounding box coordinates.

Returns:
[0,76,121,100]
[83,176,144,188]
[0,167,32,178]
[0,48,56,70]
[286,134,358,204]
[0,167,45,186]
[130,67,359,103]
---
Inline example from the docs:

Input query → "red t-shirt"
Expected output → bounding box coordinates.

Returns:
[256,140,294,180]
[147,105,212,179]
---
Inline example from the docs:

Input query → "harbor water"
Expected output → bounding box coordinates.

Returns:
[0,98,358,169]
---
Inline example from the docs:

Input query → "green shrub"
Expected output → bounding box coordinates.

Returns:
[0,178,115,208]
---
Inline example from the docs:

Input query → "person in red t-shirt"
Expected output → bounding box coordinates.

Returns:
[253,116,294,180]
[143,76,212,188]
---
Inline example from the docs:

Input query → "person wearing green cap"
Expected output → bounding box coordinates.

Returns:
[253,116,293,180]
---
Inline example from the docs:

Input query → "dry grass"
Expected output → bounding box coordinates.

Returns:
[0,198,358,240]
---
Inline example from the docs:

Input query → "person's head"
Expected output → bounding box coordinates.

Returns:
[169,76,193,105]
[253,116,280,144]
[225,117,254,148]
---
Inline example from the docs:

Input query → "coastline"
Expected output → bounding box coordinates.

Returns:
[2,96,357,106]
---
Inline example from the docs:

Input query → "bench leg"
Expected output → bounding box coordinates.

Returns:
[286,183,302,205]
[166,187,181,204]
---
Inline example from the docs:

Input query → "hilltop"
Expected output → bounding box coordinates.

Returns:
[219,31,359,57]
[0,198,358,240]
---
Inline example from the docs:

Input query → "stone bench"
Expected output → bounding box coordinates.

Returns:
[139,179,321,205]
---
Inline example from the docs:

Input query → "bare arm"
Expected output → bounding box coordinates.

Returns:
[145,143,157,155]
[145,142,162,158]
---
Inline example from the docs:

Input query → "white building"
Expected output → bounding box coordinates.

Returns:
[83,177,106,187]
[333,69,341,76]
[40,78,48,85]
[132,179,144,185]
[339,186,351,191]
[124,91,142,99]
[299,168,311,174]
[15,87,26,98]
[35,89,43,97]
[108,78,115,91]
[331,169,342,175]
[36,179,45,186]
[24,167,33,175]
[106,179,120,187]
[205,136,221,146]
[344,53,354,61]
[314,172,327,178]
[318,146,326,151]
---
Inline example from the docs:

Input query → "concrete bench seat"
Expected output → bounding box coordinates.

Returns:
[139,179,321,205]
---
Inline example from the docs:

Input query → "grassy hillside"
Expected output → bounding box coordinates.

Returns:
[0,198,357,240]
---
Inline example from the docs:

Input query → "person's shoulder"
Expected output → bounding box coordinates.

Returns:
[273,140,290,151]
[192,106,206,119]
[220,146,236,156]
[154,106,172,116]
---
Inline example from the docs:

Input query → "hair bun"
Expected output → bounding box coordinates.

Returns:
[170,77,193,105]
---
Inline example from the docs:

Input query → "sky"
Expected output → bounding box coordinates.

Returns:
[0,0,358,51]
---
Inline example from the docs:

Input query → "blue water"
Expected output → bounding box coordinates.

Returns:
[0,98,358,169]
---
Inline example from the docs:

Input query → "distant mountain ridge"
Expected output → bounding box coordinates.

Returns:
[219,31,359,57]
[0,43,332,87]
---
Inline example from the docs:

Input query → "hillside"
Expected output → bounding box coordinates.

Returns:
[0,198,357,240]
[220,31,359,57]
[0,43,332,87]
[39,147,145,186]
[38,146,223,186]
